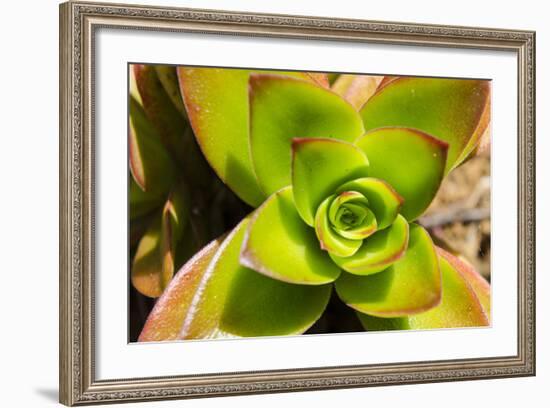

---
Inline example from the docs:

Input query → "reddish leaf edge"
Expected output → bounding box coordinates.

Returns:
[138,234,226,342]
[436,246,491,322]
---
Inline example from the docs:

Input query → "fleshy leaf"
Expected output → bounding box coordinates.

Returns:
[327,192,377,240]
[355,128,448,221]
[178,67,319,207]
[437,247,491,318]
[314,195,362,257]
[360,77,490,173]
[129,96,176,196]
[358,249,489,330]
[159,185,190,288]
[133,65,188,163]
[138,237,223,341]
[292,138,369,226]
[241,187,342,285]
[154,65,188,118]
[129,65,143,106]
[131,215,166,298]
[249,74,365,197]
[131,185,190,298]
[182,218,332,338]
[335,177,403,230]
[475,124,491,156]
[330,214,409,275]
[335,224,441,316]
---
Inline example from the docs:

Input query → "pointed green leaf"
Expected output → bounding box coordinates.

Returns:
[159,184,190,287]
[182,218,332,338]
[358,249,489,330]
[129,96,176,196]
[138,237,223,341]
[355,128,448,221]
[335,177,403,230]
[178,67,319,207]
[241,187,341,285]
[335,224,441,317]
[132,65,210,190]
[360,77,490,173]
[292,138,369,226]
[131,214,166,298]
[154,65,188,118]
[314,195,362,257]
[129,65,142,106]
[131,185,191,298]
[437,247,491,318]
[249,74,365,197]
[133,64,188,163]
[330,214,409,275]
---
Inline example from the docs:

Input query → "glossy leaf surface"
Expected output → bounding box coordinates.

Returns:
[335,224,441,316]
[330,214,409,275]
[335,177,403,230]
[138,238,223,341]
[131,215,167,298]
[182,218,332,338]
[154,65,187,118]
[292,138,369,226]
[355,128,448,221]
[159,185,190,288]
[437,247,491,318]
[358,248,489,329]
[178,68,318,207]
[314,195,362,257]
[129,96,175,196]
[249,74,365,196]
[129,65,143,106]
[360,77,490,173]
[134,65,187,163]
[241,187,342,285]
[327,192,377,240]
[131,184,191,298]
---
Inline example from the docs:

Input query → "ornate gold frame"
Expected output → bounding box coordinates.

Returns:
[59,1,536,405]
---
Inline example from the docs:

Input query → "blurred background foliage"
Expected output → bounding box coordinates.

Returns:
[129,64,252,341]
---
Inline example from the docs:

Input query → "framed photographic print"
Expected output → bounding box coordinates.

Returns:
[59,1,536,405]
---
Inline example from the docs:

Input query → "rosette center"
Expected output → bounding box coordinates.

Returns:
[328,191,377,240]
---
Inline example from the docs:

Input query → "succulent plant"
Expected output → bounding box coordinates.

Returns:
[131,67,491,341]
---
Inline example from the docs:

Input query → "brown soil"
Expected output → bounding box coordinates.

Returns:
[420,152,491,280]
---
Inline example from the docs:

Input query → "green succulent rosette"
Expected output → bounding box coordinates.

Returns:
[134,69,491,341]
